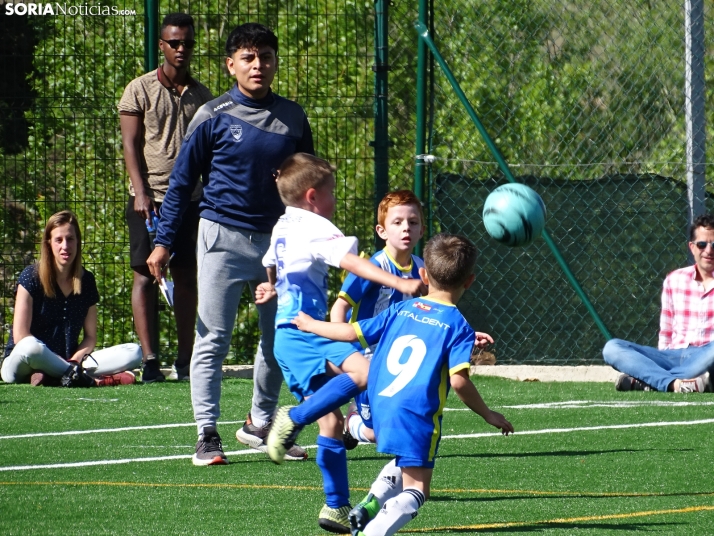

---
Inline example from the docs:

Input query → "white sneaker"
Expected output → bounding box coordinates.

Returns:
[167,363,190,381]
[676,372,710,393]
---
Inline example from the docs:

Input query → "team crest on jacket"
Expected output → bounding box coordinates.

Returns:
[230,125,243,141]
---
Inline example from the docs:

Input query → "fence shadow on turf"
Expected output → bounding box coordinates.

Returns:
[436,447,674,460]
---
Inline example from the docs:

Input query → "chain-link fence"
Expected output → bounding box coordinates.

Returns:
[1,0,376,364]
[2,1,713,366]
[387,1,712,363]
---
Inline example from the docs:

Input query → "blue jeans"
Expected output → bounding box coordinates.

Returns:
[602,338,714,392]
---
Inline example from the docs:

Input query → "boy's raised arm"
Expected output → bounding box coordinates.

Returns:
[339,252,427,296]
[293,311,358,342]
[451,370,514,435]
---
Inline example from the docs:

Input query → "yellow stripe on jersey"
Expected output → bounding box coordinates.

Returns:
[429,363,450,461]
[383,248,414,273]
[337,291,358,310]
[353,323,369,349]
[449,362,470,376]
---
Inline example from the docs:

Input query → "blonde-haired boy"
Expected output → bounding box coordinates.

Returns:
[258,153,425,533]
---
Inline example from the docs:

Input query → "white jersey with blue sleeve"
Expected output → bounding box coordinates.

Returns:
[339,249,424,322]
[264,207,358,327]
[354,297,475,463]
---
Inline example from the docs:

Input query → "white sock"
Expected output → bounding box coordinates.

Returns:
[363,488,425,536]
[348,414,374,443]
[251,416,269,429]
[369,459,403,505]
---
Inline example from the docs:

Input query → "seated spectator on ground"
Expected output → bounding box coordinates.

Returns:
[2,210,142,387]
[603,213,714,393]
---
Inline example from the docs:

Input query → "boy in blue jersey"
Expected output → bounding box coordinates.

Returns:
[257,153,426,533]
[146,23,312,465]
[331,190,425,448]
[293,232,514,536]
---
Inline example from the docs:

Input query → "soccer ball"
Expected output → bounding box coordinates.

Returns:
[482,183,546,247]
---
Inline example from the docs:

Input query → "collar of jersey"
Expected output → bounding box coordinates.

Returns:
[229,85,275,108]
[417,296,455,307]
[383,247,413,273]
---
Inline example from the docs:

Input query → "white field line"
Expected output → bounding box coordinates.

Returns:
[0,421,242,440]
[1,417,713,472]
[445,399,714,410]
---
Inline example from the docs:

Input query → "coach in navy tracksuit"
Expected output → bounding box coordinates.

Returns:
[147,23,313,466]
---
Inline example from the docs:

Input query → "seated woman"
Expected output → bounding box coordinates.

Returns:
[2,210,142,387]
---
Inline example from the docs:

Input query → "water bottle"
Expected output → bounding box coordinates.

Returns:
[145,210,159,251]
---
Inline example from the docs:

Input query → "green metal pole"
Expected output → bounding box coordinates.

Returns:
[372,0,391,251]
[145,0,160,360]
[415,22,613,341]
[145,0,158,72]
[413,0,428,256]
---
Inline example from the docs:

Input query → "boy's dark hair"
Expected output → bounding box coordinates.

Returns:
[276,153,335,207]
[689,214,714,241]
[377,190,424,228]
[161,13,195,34]
[423,233,477,290]
[225,23,278,56]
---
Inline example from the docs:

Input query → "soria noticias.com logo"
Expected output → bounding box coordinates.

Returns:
[2,0,136,16]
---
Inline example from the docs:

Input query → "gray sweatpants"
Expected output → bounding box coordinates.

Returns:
[191,218,284,435]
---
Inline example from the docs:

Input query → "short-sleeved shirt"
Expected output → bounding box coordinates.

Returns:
[4,265,100,359]
[354,297,475,463]
[263,207,358,327]
[118,68,213,202]
[339,249,424,321]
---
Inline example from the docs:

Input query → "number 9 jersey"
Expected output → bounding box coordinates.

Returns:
[353,297,475,464]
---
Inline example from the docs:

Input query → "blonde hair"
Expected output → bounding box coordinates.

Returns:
[423,233,477,290]
[377,190,424,228]
[39,210,83,297]
[276,153,336,207]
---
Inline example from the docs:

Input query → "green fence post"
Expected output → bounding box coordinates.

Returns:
[414,22,613,342]
[372,0,391,251]
[413,0,429,256]
[144,0,158,72]
[144,0,160,360]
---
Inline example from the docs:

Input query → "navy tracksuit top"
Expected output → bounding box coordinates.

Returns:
[155,85,314,248]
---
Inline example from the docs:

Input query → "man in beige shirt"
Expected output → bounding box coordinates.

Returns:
[118,13,212,383]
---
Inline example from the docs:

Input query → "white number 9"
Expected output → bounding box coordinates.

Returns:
[377,335,426,397]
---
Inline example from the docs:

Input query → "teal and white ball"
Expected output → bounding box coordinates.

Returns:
[482,184,546,247]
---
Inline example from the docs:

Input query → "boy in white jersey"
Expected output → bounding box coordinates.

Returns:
[257,153,425,533]
[332,190,425,448]
[293,233,514,536]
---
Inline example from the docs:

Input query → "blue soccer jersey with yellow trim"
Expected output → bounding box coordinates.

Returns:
[354,297,475,463]
[339,249,424,322]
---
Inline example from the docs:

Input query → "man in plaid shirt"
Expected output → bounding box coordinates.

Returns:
[603,214,714,392]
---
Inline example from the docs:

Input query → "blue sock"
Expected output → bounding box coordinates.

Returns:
[290,374,361,426]
[316,435,349,508]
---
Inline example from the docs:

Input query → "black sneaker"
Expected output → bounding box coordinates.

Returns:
[342,401,360,451]
[192,426,228,466]
[141,356,165,384]
[615,373,652,391]
[236,413,308,461]
[60,363,96,388]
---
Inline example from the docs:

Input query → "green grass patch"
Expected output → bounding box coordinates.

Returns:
[1,377,712,534]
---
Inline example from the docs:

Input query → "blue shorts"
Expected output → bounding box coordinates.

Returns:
[274,326,361,402]
[395,455,435,469]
